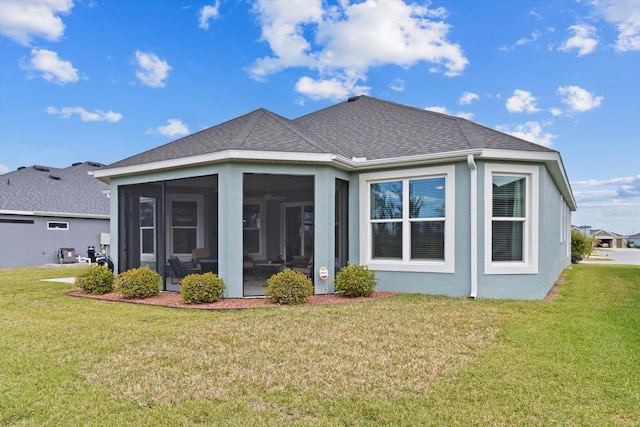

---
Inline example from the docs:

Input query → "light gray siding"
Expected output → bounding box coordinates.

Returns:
[0,215,109,268]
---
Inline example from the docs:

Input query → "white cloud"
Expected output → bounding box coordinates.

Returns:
[557,85,603,113]
[295,76,370,101]
[155,119,190,137]
[0,0,73,45]
[46,106,122,122]
[499,29,547,51]
[550,107,563,116]
[590,0,640,52]
[389,78,405,92]
[0,162,10,174]
[496,121,556,147]
[21,48,78,84]
[456,111,474,120]
[459,91,479,105]
[425,106,450,114]
[134,51,171,88]
[572,175,640,188]
[425,106,474,119]
[198,2,220,30]
[517,30,542,46]
[250,0,468,100]
[558,24,598,56]
[505,89,540,113]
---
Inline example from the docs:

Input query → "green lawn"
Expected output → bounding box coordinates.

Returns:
[0,264,638,426]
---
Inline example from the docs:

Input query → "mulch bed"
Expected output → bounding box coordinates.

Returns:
[67,290,396,310]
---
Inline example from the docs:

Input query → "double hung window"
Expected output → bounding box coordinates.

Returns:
[360,165,455,273]
[485,164,538,274]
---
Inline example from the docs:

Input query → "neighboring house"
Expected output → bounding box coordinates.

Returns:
[93,96,576,299]
[627,232,640,247]
[0,162,110,268]
[585,228,626,248]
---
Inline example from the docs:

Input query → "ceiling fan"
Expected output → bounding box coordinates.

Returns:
[263,183,286,201]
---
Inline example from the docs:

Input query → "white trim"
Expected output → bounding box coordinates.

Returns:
[280,202,314,261]
[0,209,109,219]
[139,197,156,263]
[359,165,455,273]
[166,194,205,259]
[47,221,69,230]
[484,163,539,275]
[467,154,478,298]
[243,198,267,259]
[92,146,574,211]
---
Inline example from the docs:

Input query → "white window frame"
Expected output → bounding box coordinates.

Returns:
[243,198,267,259]
[139,197,156,263]
[47,221,69,230]
[484,163,539,275]
[359,165,455,273]
[167,194,204,259]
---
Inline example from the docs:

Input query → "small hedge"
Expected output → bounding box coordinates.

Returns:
[265,269,313,305]
[180,273,225,304]
[75,265,114,295]
[113,266,161,299]
[335,263,378,297]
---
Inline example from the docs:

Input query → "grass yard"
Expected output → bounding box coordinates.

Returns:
[0,264,638,426]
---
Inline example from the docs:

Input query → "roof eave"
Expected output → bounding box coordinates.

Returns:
[0,209,109,219]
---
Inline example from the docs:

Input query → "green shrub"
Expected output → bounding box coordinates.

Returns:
[113,266,161,299]
[75,265,114,295]
[180,273,226,304]
[265,269,313,305]
[335,263,378,297]
[571,230,594,264]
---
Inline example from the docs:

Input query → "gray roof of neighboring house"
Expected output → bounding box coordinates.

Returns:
[0,162,110,216]
[590,229,625,238]
[104,96,555,170]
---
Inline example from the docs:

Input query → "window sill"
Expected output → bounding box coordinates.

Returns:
[366,260,454,274]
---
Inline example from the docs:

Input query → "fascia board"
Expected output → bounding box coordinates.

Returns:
[332,149,483,170]
[93,150,338,183]
[0,209,109,219]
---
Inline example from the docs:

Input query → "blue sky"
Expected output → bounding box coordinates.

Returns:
[0,0,638,235]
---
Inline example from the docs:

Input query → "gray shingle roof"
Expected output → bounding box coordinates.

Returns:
[107,109,348,169]
[0,162,109,216]
[295,96,555,159]
[104,95,555,170]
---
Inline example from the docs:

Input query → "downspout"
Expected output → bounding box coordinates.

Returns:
[467,154,478,298]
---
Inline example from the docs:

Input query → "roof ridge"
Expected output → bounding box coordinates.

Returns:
[232,109,268,149]
[254,109,345,155]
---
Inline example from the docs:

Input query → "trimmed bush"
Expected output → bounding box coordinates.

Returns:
[114,266,161,299]
[265,269,313,305]
[180,273,226,304]
[335,263,378,297]
[75,265,114,295]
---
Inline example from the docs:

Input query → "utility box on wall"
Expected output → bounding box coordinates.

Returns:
[59,248,76,264]
[100,233,111,245]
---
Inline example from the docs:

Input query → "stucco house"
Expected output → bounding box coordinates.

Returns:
[589,229,626,248]
[93,96,576,299]
[0,162,110,268]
